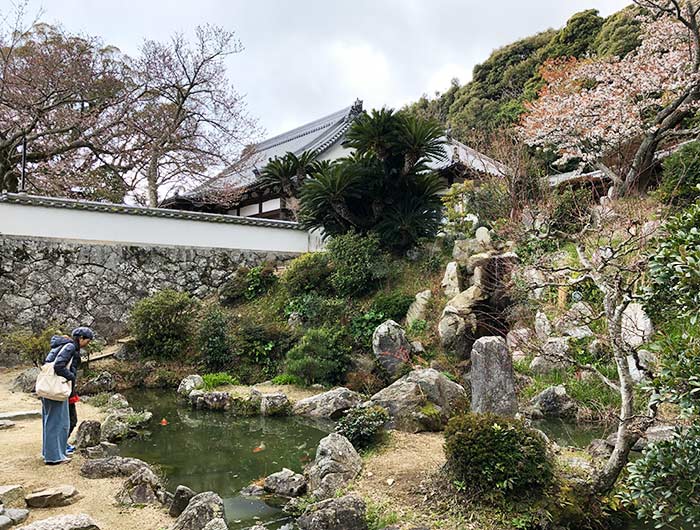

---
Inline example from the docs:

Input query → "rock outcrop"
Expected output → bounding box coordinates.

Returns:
[178,375,205,398]
[264,468,307,497]
[406,289,432,326]
[369,368,468,432]
[306,434,362,500]
[172,491,225,530]
[10,368,39,394]
[525,385,577,420]
[25,485,79,508]
[293,388,364,420]
[79,371,115,395]
[297,495,368,530]
[74,420,101,449]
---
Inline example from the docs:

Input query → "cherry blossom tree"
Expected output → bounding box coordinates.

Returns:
[521,2,700,195]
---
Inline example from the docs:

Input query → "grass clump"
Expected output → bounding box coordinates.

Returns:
[202,372,238,390]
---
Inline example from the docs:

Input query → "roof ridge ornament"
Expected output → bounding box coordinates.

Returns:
[349,98,363,118]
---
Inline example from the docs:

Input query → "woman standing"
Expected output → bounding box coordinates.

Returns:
[41,327,94,465]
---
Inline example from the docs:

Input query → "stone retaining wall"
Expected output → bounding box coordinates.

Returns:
[0,235,297,343]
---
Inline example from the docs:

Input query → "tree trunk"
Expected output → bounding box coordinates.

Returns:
[622,132,661,196]
[147,154,159,208]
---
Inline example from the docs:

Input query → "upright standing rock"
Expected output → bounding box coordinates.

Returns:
[306,434,362,500]
[74,420,101,449]
[470,337,517,416]
[406,289,432,326]
[172,491,225,530]
[440,262,462,298]
[621,303,653,348]
[372,320,411,379]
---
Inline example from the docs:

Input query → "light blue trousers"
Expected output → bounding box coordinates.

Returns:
[41,398,69,463]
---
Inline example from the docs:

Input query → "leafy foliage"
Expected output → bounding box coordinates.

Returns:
[198,305,231,371]
[336,405,389,450]
[623,425,700,529]
[370,291,415,322]
[444,413,554,495]
[202,372,238,390]
[658,141,700,206]
[550,188,593,234]
[219,263,277,306]
[300,109,445,251]
[326,232,390,297]
[281,252,332,297]
[2,325,64,366]
[646,202,700,321]
[284,326,351,386]
[442,179,510,234]
[129,290,198,359]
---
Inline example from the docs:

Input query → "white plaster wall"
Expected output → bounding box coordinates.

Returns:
[0,202,313,253]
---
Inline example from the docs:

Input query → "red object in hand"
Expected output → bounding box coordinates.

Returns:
[69,395,80,404]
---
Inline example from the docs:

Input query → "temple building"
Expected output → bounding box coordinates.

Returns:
[165,99,507,220]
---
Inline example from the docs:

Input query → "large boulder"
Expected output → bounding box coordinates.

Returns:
[438,285,484,358]
[178,375,204,398]
[10,367,39,393]
[306,433,362,500]
[115,466,163,505]
[100,409,151,442]
[534,311,552,341]
[172,491,225,530]
[80,456,152,479]
[297,495,368,530]
[202,520,228,530]
[406,289,432,327]
[189,391,232,412]
[15,514,99,530]
[169,485,196,518]
[369,368,468,433]
[79,371,115,395]
[264,468,307,497]
[529,338,571,375]
[440,261,462,298]
[293,388,364,420]
[74,420,101,449]
[525,385,577,420]
[621,303,653,348]
[470,337,517,416]
[452,238,484,264]
[260,392,291,417]
[372,320,411,379]
[627,349,658,383]
[25,485,79,508]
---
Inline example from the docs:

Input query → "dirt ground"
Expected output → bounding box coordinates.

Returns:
[0,367,172,530]
[351,430,453,529]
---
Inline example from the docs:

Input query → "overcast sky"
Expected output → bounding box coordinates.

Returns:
[6,0,631,138]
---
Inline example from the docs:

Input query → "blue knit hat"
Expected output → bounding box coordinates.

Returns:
[71,327,95,340]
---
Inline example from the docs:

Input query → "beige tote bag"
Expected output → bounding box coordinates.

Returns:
[35,346,73,401]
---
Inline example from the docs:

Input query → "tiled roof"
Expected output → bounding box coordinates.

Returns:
[0,192,305,230]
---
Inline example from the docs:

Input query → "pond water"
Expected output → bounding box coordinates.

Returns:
[119,391,684,530]
[120,390,330,529]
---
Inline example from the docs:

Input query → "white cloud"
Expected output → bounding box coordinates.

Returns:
[425,63,472,96]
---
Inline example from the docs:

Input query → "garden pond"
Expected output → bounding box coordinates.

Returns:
[118,391,678,530]
[120,390,330,529]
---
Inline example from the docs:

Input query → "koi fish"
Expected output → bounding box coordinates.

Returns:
[160,418,169,426]
[252,442,266,453]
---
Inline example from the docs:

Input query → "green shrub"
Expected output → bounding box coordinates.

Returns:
[219,263,277,305]
[646,202,700,322]
[271,373,304,386]
[408,319,428,335]
[444,413,553,495]
[129,290,198,359]
[245,262,277,300]
[550,188,593,234]
[282,252,332,296]
[336,405,389,450]
[3,325,64,366]
[284,326,351,386]
[198,305,231,371]
[442,179,510,232]
[219,266,250,306]
[202,372,238,390]
[284,293,347,328]
[658,141,700,206]
[326,232,390,297]
[227,314,295,383]
[623,425,700,529]
[370,291,415,322]
[350,310,385,349]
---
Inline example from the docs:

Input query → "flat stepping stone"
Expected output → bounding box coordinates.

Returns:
[5,508,29,524]
[0,515,12,529]
[0,420,15,430]
[25,485,79,508]
[0,411,40,421]
[14,513,99,530]
[0,485,25,508]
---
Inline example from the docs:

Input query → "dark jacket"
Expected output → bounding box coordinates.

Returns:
[45,335,80,382]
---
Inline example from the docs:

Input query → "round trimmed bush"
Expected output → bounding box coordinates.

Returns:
[444,413,553,495]
[282,252,332,296]
[336,405,389,450]
[129,289,198,359]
